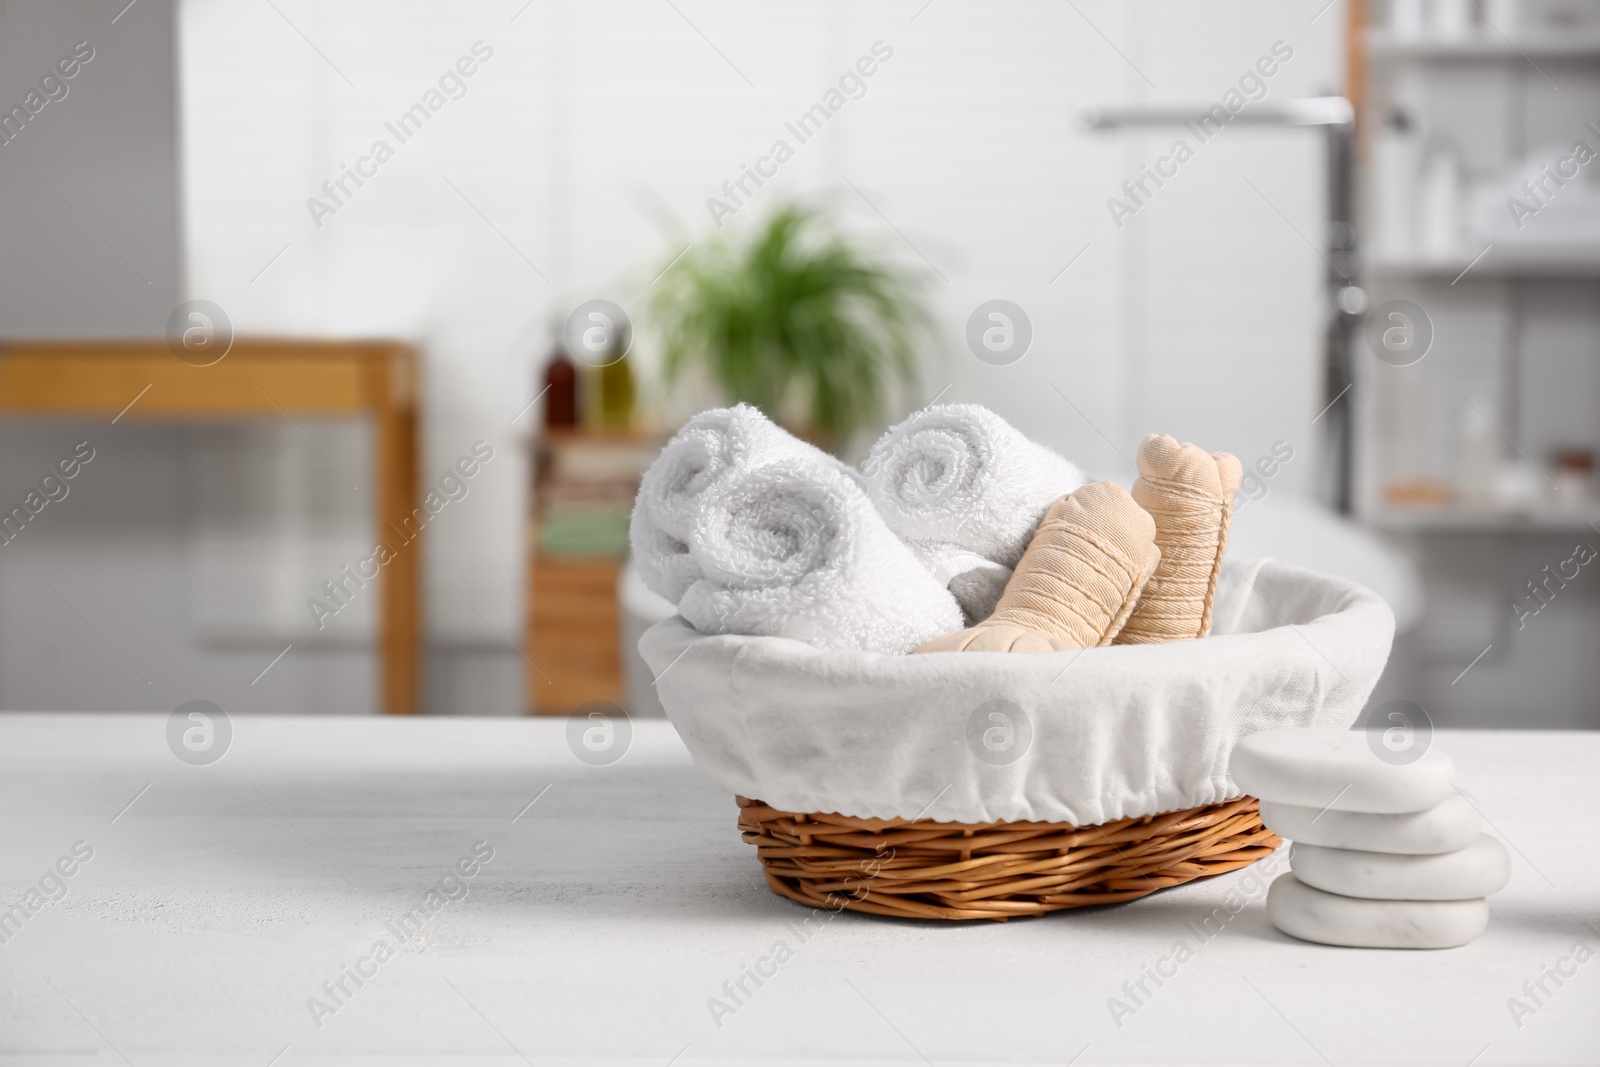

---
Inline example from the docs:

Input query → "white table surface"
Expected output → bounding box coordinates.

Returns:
[0,715,1594,1067]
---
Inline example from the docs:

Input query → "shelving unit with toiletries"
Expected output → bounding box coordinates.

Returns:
[1356,0,1600,726]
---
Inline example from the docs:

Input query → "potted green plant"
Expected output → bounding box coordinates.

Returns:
[650,204,928,453]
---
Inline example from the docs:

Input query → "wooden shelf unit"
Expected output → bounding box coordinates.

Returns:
[524,429,659,715]
[526,552,624,714]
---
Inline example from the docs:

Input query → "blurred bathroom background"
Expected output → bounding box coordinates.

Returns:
[1,0,1597,728]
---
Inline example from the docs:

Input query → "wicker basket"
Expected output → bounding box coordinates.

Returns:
[737,795,1280,921]
[642,560,1392,921]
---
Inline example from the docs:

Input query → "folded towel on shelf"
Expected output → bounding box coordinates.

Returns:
[862,404,1088,621]
[678,455,965,655]
[631,404,823,603]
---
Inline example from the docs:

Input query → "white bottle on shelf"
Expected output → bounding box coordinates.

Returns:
[1374,110,1420,259]
[1484,0,1519,32]
[1458,403,1500,506]
[1497,460,1541,510]
[1392,0,1427,38]
[1431,0,1475,38]
[1419,146,1464,260]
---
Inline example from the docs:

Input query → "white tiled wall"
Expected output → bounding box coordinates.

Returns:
[2,0,1343,713]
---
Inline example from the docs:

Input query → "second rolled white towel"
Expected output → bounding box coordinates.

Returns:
[679,455,965,654]
[631,404,825,603]
[863,404,1087,621]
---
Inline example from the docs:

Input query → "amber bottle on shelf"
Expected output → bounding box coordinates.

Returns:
[543,346,579,430]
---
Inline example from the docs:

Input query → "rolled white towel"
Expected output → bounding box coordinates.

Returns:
[862,404,1088,620]
[679,455,964,654]
[627,512,702,605]
[631,405,823,603]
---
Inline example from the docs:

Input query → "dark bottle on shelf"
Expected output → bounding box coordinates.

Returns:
[543,347,579,429]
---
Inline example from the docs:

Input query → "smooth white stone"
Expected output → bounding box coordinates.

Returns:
[1230,727,1455,814]
[1260,795,1481,854]
[1291,834,1510,901]
[1267,873,1488,949]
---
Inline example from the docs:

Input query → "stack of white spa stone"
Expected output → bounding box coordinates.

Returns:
[1230,728,1510,949]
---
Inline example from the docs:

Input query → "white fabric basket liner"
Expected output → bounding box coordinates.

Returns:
[639,558,1396,826]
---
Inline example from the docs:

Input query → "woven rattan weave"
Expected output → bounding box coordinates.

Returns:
[736,795,1280,921]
